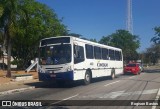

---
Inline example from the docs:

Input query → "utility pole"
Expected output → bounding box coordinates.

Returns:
[126,0,133,34]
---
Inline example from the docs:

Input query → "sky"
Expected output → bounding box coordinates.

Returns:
[37,0,160,52]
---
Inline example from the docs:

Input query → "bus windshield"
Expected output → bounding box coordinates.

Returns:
[39,44,71,65]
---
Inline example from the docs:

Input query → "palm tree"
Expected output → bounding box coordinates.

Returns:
[0,0,19,77]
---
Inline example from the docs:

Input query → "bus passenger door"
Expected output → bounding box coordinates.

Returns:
[73,45,86,80]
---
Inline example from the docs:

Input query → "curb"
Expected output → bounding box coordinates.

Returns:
[0,86,35,96]
[12,75,33,82]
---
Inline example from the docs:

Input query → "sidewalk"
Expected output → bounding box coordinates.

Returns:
[0,70,39,95]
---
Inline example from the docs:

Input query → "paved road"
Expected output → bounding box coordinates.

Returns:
[0,69,160,109]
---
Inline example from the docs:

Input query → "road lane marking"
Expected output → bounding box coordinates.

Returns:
[63,94,79,100]
[51,94,79,105]
[80,89,159,99]
[102,91,125,99]
[152,88,160,109]
[0,87,35,96]
[104,81,120,87]
[105,89,158,99]
[128,76,135,79]
[157,88,160,96]
[128,73,145,79]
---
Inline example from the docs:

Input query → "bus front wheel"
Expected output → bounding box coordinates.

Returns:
[84,71,91,85]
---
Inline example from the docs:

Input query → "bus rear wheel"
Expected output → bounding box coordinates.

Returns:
[84,71,91,85]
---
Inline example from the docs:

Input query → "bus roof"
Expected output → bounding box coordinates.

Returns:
[72,36,121,51]
[40,36,122,51]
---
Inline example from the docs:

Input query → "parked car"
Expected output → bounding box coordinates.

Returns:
[124,63,141,75]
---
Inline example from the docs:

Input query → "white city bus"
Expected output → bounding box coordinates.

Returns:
[38,36,123,85]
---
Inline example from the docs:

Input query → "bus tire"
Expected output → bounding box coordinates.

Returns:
[110,69,115,80]
[84,70,91,85]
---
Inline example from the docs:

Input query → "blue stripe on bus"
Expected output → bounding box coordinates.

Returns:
[38,71,73,81]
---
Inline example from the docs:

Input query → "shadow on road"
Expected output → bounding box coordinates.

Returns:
[24,81,76,88]
[122,70,160,84]
[144,69,160,73]
[24,68,160,89]
[24,76,116,89]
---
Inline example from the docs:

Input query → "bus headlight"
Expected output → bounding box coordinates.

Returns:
[66,66,72,71]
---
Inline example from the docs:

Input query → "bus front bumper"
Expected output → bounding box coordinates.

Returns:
[38,71,74,81]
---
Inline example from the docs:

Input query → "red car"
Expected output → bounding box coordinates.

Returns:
[124,63,141,75]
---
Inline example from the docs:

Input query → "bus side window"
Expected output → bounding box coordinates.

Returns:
[109,49,115,60]
[102,48,109,60]
[74,45,85,64]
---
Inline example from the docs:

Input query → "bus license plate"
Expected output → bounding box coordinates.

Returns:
[50,74,56,77]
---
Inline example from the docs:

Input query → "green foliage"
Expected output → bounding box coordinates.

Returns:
[0,0,20,76]
[143,44,160,65]
[13,0,67,69]
[67,33,82,38]
[148,26,160,64]
[151,27,160,44]
[99,30,140,62]
[0,0,67,69]
[0,5,3,18]
[90,38,97,43]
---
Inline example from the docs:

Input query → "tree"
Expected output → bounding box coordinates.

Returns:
[11,0,67,69]
[0,0,67,76]
[99,30,140,62]
[67,33,82,38]
[149,26,160,64]
[143,44,160,65]
[90,38,97,43]
[0,0,22,77]
[151,27,160,44]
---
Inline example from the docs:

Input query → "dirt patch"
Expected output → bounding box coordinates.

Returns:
[0,77,11,84]
[0,70,38,84]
